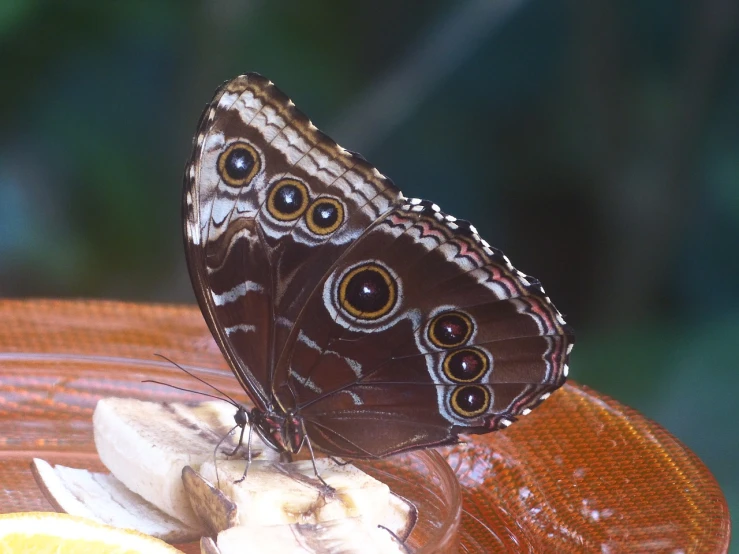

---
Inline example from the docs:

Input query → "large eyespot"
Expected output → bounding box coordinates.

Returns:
[217,142,261,187]
[428,311,474,348]
[450,385,490,418]
[306,197,344,235]
[267,179,309,221]
[338,262,397,320]
[443,348,489,383]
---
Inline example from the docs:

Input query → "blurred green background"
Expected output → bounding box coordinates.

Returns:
[1,0,736,546]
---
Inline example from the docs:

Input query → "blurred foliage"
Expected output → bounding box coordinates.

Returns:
[0,0,737,546]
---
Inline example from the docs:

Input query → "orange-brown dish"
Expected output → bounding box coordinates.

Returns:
[0,300,730,553]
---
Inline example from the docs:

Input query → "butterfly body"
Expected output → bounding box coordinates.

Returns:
[246,408,306,455]
[184,74,573,459]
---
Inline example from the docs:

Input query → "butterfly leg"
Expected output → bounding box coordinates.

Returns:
[377,525,411,553]
[212,423,243,489]
[328,456,349,466]
[235,424,255,484]
[304,435,333,490]
[223,422,246,457]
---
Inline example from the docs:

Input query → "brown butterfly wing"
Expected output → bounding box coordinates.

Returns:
[183,74,402,411]
[275,200,573,457]
[185,74,573,458]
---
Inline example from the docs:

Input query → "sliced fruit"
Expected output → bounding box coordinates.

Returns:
[385,491,418,542]
[197,458,416,539]
[34,397,418,552]
[0,512,182,553]
[214,519,408,554]
[93,398,278,527]
[31,458,201,543]
[200,536,220,554]
[182,465,239,536]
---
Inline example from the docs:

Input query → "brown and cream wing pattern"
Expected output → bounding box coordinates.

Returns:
[183,74,402,411]
[184,73,573,459]
[274,199,573,457]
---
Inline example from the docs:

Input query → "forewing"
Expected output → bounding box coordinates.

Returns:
[184,74,401,409]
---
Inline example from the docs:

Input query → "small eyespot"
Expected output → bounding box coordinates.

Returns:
[450,385,490,418]
[443,348,489,383]
[338,262,397,320]
[267,179,309,221]
[217,142,261,187]
[428,311,474,348]
[306,197,344,235]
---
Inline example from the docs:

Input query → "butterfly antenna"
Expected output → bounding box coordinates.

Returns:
[141,380,238,404]
[149,353,242,407]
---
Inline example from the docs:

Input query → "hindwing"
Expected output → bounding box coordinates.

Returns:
[277,200,573,457]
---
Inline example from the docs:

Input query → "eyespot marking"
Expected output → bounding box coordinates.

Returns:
[267,179,309,221]
[443,348,489,383]
[450,385,490,418]
[337,262,397,320]
[217,141,261,187]
[306,197,344,235]
[428,311,474,348]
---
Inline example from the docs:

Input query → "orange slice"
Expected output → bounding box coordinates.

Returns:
[0,512,182,553]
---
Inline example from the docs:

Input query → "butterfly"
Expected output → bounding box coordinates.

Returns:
[183,73,573,460]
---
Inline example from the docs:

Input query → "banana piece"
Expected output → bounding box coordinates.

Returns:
[93,398,279,528]
[34,397,417,552]
[211,519,409,554]
[31,458,201,543]
[382,490,418,543]
[187,463,415,552]
[198,458,414,536]
[200,536,220,554]
[182,465,239,536]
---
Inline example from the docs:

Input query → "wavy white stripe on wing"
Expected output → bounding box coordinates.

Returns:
[211,281,264,306]
[225,324,257,335]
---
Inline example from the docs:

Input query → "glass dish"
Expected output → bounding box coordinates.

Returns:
[0,299,730,553]
[0,352,460,553]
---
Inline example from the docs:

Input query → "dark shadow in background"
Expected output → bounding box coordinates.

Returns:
[0,0,737,546]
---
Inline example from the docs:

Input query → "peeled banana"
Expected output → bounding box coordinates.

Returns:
[32,397,417,553]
